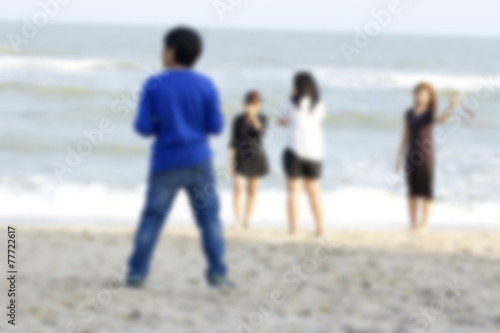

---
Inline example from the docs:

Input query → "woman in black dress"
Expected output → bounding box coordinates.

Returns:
[229,91,269,228]
[395,83,461,231]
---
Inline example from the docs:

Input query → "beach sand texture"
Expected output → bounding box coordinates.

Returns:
[3,226,500,333]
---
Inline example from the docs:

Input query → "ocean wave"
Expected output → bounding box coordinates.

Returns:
[0,56,140,73]
[316,67,500,92]
[0,138,145,154]
[2,54,498,93]
[222,66,500,92]
[324,113,400,128]
[0,178,498,229]
[0,44,18,55]
[0,81,114,97]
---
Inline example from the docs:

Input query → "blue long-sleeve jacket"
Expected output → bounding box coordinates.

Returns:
[134,70,224,172]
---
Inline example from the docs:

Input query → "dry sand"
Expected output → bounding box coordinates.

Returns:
[3,226,500,333]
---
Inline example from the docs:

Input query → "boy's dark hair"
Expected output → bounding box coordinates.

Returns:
[164,26,203,67]
[244,90,262,105]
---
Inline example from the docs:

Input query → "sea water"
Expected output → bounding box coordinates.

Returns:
[0,22,499,228]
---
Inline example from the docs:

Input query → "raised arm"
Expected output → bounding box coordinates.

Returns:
[248,113,263,131]
[435,93,461,124]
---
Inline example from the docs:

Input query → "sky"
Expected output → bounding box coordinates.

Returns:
[1,0,500,37]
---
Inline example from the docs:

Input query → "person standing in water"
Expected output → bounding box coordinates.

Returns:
[229,91,269,229]
[395,82,461,231]
[280,72,325,237]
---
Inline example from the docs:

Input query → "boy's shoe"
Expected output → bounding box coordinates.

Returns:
[125,276,145,289]
[208,274,236,289]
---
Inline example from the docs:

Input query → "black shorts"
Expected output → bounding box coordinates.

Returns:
[282,149,322,179]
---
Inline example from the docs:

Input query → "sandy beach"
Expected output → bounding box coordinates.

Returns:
[1,226,499,333]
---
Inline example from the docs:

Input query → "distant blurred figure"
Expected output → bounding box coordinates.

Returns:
[229,91,269,228]
[280,72,325,237]
[395,83,461,231]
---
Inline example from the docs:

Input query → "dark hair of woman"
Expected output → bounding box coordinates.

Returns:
[292,71,320,111]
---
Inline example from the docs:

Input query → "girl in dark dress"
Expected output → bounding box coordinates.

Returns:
[395,83,461,231]
[229,91,269,228]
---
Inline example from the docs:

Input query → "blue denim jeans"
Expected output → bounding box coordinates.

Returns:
[127,159,227,280]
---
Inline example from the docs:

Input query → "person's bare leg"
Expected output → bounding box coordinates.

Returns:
[408,197,418,231]
[418,198,432,231]
[232,175,245,228]
[287,178,301,235]
[243,177,260,228]
[304,178,325,237]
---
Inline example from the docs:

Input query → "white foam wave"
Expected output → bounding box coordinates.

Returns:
[1,179,498,229]
[0,44,17,54]
[0,56,118,73]
[322,69,496,92]
[229,66,500,92]
[1,55,498,92]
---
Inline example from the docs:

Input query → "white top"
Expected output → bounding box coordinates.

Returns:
[282,98,325,161]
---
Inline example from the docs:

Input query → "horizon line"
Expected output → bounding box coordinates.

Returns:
[1,18,500,41]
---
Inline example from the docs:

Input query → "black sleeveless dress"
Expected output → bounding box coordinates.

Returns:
[405,109,435,199]
[229,113,269,177]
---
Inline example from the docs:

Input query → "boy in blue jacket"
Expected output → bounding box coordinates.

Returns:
[127,27,232,288]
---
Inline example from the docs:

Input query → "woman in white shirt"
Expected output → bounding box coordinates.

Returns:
[280,72,325,237]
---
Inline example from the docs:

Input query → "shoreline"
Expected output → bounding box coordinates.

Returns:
[5,220,500,231]
[14,223,500,252]
[2,186,498,231]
